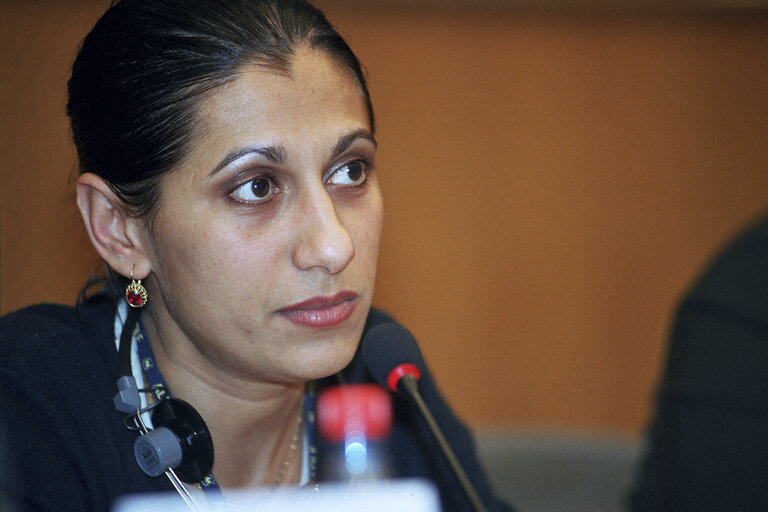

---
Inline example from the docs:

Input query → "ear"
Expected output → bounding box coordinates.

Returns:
[76,173,152,280]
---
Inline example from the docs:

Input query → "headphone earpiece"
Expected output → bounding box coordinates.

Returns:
[133,398,214,484]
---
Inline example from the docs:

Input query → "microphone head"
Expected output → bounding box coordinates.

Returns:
[361,323,425,392]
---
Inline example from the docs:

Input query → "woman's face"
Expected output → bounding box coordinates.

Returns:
[139,48,382,385]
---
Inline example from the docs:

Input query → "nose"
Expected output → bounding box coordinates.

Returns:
[291,189,354,274]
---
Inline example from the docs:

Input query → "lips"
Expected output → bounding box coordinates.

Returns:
[277,291,358,328]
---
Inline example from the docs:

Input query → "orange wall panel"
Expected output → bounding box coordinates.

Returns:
[3,1,768,433]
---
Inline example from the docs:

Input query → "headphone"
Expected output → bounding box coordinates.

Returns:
[113,309,214,485]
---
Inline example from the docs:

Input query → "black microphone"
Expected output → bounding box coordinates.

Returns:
[362,324,487,512]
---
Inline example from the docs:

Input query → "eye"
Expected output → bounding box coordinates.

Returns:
[230,176,277,204]
[327,160,368,187]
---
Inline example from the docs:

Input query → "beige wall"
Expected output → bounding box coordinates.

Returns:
[2,1,768,434]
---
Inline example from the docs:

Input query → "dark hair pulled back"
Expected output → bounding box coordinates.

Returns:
[68,0,374,221]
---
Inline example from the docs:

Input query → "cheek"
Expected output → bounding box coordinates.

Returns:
[148,209,282,310]
[346,191,384,260]
[366,190,385,250]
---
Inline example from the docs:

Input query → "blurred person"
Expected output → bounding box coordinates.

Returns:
[630,212,768,511]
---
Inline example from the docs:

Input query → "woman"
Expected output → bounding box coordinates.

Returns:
[0,1,511,511]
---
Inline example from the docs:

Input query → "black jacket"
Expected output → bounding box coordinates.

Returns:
[630,213,768,511]
[0,295,512,512]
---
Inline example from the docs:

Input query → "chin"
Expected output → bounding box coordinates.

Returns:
[290,337,360,382]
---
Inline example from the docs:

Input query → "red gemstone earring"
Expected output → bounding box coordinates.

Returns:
[125,266,148,308]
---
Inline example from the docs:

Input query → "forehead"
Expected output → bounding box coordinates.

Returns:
[197,48,369,146]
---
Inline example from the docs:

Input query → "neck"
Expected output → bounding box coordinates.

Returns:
[139,313,308,489]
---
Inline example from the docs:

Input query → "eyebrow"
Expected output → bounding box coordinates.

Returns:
[331,129,377,158]
[207,129,377,178]
[207,145,287,177]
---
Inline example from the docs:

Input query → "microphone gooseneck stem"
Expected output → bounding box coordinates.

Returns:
[398,375,487,512]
